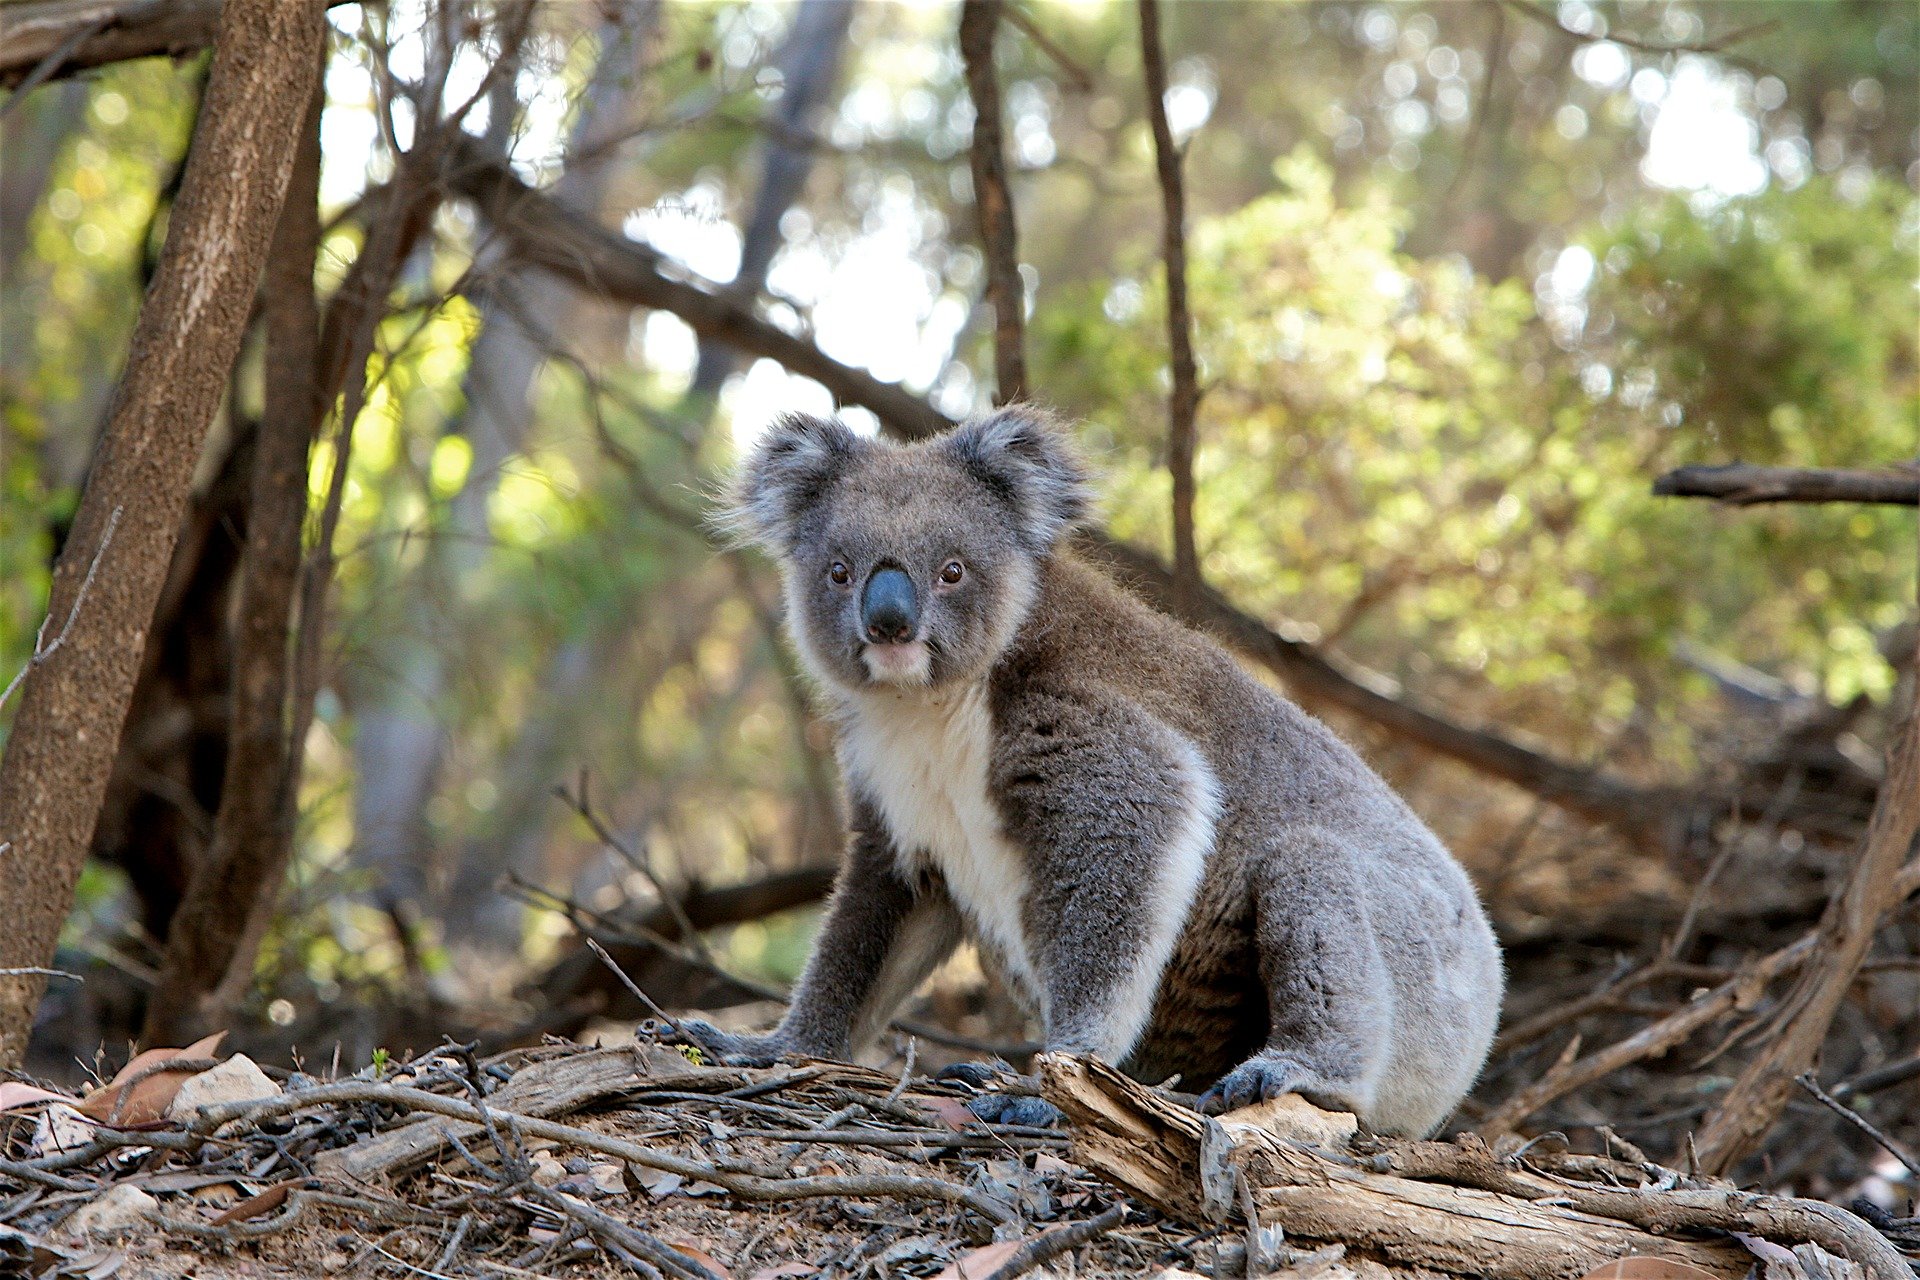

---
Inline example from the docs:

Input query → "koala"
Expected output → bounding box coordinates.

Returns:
[690,406,1504,1138]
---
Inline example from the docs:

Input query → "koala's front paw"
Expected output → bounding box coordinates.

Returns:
[668,1019,788,1068]
[1198,1053,1310,1115]
[934,1060,1013,1090]
[965,1094,1063,1128]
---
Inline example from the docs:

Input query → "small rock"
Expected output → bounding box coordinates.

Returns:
[59,1184,157,1238]
[531,1153,569,1187]
[166,1054,279,1123]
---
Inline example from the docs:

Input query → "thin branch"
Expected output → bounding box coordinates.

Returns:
[1692,687,1920,1175]
[1499,1,1778,59]
[557,775,712,964]
[0,505,121,714]
[1138,0,1202,607]
[959,0,1027,404]
[1479,854,1920,1139]
[1654,462,1919,507]
[1796,1073,1920,1180]
[585,937,683,1037]
[987,1202,1129,1280]
[1002,4,1093,93]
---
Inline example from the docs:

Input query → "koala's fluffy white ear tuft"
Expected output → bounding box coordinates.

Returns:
[945,406,1091,552]
[723,413,864,551]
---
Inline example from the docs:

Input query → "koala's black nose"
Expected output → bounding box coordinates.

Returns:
[861,567,919,643]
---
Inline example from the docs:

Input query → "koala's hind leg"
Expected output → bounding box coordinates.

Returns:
[1200,832,1392,1123]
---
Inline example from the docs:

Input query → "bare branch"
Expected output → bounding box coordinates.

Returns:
[1654,462,1920,507]
[1692,681,1920,1175]
[1137,0,1203,605]
[0,0,354,91]
[1499,0,1778,60]
[1002,4,1094,93]
[959,0,1027,404]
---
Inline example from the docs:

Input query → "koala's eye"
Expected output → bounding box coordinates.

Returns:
[829,561,852,585]
[939,560,965,585]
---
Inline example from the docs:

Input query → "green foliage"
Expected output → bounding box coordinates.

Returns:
[1035,152,1915,764]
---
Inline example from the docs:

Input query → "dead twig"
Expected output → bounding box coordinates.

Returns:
[586,937,685,1037]
[185,1080,1019,1224]
[1692,688,1920,1175]
[559,775,712,964]
[1795,1073,1920,1180]
[986,1201,1129,1280]
[531,1187,725,1280]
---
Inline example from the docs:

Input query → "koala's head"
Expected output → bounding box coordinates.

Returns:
[725,406,1089,692]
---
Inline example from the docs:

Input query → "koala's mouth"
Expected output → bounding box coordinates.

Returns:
[861,639,932,686]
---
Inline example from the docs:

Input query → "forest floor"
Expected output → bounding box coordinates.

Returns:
[5,1033,1916,1280]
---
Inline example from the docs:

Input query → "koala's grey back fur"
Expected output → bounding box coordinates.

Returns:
[718,408,1504,1138]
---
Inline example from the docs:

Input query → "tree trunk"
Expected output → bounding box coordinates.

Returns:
[142,68,325,1044]
[0,0,328,1069]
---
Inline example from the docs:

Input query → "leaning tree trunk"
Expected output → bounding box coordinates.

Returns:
[0,0,327,1069]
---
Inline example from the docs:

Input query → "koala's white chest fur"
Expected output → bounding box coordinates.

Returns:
[834,683,1043,1004]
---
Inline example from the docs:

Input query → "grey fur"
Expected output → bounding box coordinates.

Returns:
[696,407,1504,1137]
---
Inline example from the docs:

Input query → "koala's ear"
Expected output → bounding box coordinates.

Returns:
[945,405,1090,551]
[723,413,864,551]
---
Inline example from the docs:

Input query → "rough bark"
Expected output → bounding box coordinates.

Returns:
[1691,647,1920,1175]
[141,70,324,1045]
[1137,0,1203,605]
[0,0,327,1070]
[1040,1053,1909,1280]
[1654,462,1920,507]
[958,0,1026,405]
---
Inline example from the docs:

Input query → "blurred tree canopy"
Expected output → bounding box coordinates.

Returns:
[0,0,1913,1049]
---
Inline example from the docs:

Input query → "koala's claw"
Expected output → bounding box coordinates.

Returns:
[667,1019,786,1068]
[1198,1055,1309,1115]
[934,1060,1011,1089]
[965,1094,1063,1128]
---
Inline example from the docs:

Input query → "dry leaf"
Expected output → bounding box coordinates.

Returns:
[747,1264,819,1280]
[921,1096,980,1131]
[670,1241,733,1279]
[0,1081,73,1112]
[209,1181,297,1227]
[933,1238,1026,1280]
[77,1032,227,1126]
[1577,1259,1728,1279]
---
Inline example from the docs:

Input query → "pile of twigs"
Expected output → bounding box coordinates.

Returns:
[4,1029,1918,1280]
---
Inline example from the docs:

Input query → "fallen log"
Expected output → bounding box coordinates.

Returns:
[1036,1053,1910,1280]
